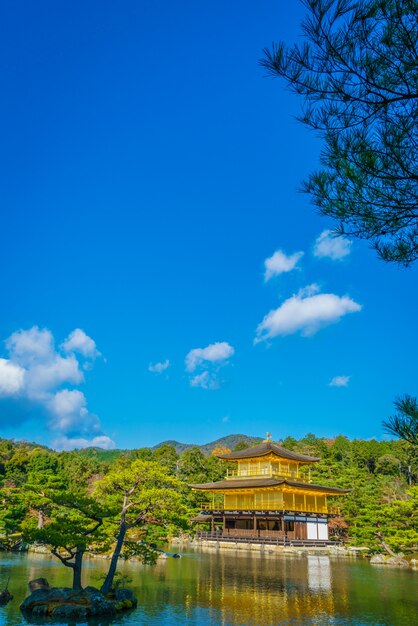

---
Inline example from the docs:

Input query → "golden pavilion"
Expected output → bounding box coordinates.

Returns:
[191,436,348,543]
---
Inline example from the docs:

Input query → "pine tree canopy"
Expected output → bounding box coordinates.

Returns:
[261,0,418,265]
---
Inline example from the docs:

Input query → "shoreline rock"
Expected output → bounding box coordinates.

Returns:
[370,554,410,568]
[20,585,137,621]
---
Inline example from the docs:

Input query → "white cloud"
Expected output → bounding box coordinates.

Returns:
[53,435,116,451]
[298,283,321,297]
[222,415,230,423]
[25,355,83,399]
[185,341,234,390]
[61,328,101,359]
[329,375,350,387]
[255,287,361,342]
[0,358,25,396]
[5,326,83,398]
[185,342,234,372]
[148,359,170,374]
[0,326,114,450]
[47,389,91,434]
[189,371,219,390]
[264,249,304,281]
[313,230,352,260]
[6,326,54,365]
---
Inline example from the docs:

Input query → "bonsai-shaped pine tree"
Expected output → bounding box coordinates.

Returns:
[21,468,106,590]
[93,458,184,596]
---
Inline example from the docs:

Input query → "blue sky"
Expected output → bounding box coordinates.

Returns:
[1,0,417,450]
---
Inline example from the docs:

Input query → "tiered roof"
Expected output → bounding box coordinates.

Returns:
[215,440,319,463]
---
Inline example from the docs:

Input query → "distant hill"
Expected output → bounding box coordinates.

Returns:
[153,434,263,455]
[71,447,133,462]
[1,434,263,461]
[0,438,51,451]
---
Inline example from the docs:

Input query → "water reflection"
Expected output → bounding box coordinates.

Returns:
[0,550,417,625]
[191,551,340,624]
[307,556,331,592]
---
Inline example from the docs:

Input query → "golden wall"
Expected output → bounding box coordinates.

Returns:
[223,491,328,513]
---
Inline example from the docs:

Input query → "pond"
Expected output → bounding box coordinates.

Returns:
[0,549,417,625]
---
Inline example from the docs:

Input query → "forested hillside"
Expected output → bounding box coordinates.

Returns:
[0,434,417,553]
[73,434,263,460]
[152,434,263,455]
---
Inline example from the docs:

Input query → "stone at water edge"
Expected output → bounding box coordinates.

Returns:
[20,587,117,619]
[0,590,13,606]
[28,577,50,592]
[370,554,409,568]
[114,588,138,609]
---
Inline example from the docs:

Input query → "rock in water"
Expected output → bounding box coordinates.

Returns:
[20,587,117,619]
[29,577,50,592]
[370,554,409,568]
[114,588,138,609]
[0,590,13,606]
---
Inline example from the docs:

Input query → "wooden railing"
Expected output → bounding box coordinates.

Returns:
[198,505,340,515]
[225,468,311,483]
[222,529,287,540]
[200,503,223,511]
[196,531,337,546]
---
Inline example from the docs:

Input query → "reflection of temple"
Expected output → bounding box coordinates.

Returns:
[307,555,331,591]
[195,551,340,625]
[191,436,348,544]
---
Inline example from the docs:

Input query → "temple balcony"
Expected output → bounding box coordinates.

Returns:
[199,504,341,515]
[195,530,338,546]
[225,468,312,483]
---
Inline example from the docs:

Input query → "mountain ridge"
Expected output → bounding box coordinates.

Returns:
[152,433,263,455]
[71,434,263,460]
[0,434,265,461]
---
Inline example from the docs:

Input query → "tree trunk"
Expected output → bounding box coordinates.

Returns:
[376,532,397,557]
[100,523,127,596]
[72,548,84,590]
[37,510,45,529]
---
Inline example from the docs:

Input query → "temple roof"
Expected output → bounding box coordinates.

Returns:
[190,477,349,495]
[215,440,319,463]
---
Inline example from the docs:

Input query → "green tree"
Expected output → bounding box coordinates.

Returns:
[297,433,329,458]
[281,436,298,451]
[261,0,418,265]
[23,488,105,590]
[178,447,210,484]
[383,395,418,446]
[379,486,418,550]
[152,444,179,475]
[0,439,16,476]
[57,451,102,488]
[93,459,183,596]
[3,446,31,486]
[0,484,27,540]
[375,454,401,476]
[232,440,250,452]
[132,447,154,461]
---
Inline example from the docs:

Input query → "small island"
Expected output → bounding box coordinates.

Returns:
[20,577,137,620]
